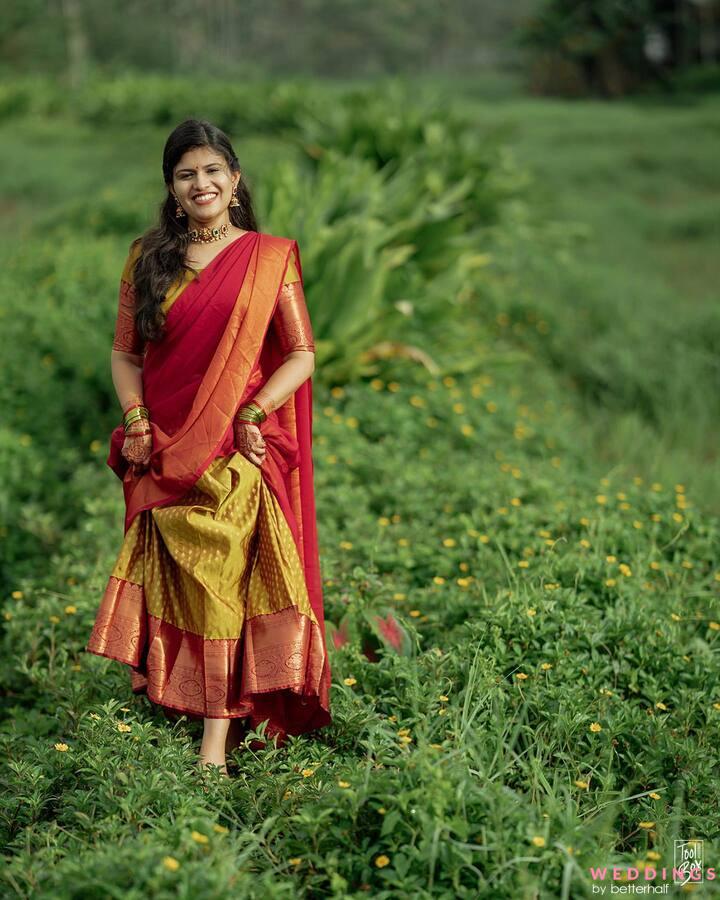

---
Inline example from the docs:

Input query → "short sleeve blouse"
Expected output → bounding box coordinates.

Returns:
[271,246,316,356]
[112,241,144,356]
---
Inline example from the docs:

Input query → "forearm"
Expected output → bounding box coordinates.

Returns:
[243,353,314,417]
[111,352,144,414]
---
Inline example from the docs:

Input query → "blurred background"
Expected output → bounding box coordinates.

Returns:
[2,4,720,893]
[0,0,718,572]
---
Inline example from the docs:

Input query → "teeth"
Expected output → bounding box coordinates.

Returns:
[194,193,217,201]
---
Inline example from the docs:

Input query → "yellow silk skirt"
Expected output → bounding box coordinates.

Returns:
[86,450,325,720]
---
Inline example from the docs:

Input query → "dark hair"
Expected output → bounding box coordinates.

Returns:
[132,118,259,343]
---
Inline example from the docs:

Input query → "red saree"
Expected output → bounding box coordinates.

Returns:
[86,231,332,744]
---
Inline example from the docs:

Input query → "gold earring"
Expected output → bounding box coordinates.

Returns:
[229,186,240,208]
[173,195,186,218]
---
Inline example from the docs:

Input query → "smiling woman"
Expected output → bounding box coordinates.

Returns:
[85,119,332,777]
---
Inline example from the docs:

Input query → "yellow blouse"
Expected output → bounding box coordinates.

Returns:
[112,239,315,358]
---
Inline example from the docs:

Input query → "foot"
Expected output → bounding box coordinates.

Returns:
[197,753,229,778]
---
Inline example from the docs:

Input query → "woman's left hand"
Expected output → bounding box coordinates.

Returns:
[234,419,266,466]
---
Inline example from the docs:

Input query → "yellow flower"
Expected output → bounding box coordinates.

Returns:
[713,703,720,711]
[606,555,617,563]
[709,622,720,631]
[117,723,132,733]
[671,613,681,622]
[515,672,529,680]
[649,561,660,570]
[438,707,447,716]
[619,564,632,577]
[531,836,546,848]
[589,722,602,733]
[64,605,77,615]
[11,590,24,599]
[370,378,384,391]
[375,854,390,867]
[575,780,589,790]
[301,769,315,778]
[398,735,412,743]
[442,538,456,547]
[479,535,490,544]
[289,857,302,866]
[433,576,445,585]
[518,560,529,569]
[378,517,390,526]
[646,850,661,861]
[579,539,591,548]
[579,517,590,526]
[283,789,293,799]
[638,821,655,830]
[397,538,409,547]
[486,401,498,413]
[387,382,400,392]
[672,513,683,522]
[338,780,350,788]
[439,695,449,701]
[339,540,353,550]
[191,831,209,844]
[377,807,387,814]
[213,824,229,834]
[540,663,553,671]
[596,495,607,505]
[393,592,406,600]
[54,742,69,752]
[526,608,537,617]
[343,677,357,686]
[88,713,101,720]
[162,856,180,871]
[655,702,668,711]
[409,609,421,617]
[49,615,60,624]
[510,498,522,507]
[651,483,663,492]
[649,793,661,801]
[605,578,616,587]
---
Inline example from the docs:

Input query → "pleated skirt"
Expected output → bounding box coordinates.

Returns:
[85,450,327,723]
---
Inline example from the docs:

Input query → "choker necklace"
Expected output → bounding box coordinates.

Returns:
[187,223,230,243]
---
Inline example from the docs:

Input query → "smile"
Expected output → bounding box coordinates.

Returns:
[193,192,218,203]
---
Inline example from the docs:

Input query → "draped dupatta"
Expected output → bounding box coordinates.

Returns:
[105,232,331,737]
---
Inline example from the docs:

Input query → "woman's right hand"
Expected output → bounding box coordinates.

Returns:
[234,419,266,467]
[121,418,153,476]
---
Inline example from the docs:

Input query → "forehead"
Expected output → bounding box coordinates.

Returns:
[174,147,226,172]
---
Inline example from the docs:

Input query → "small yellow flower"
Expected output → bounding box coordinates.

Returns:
[343,677,357,686]
[438,707,447,716]
[433,576,445,585]
[671,613,681,622]
[301,769,315,778]
[579,539,591,548]
[117,723,132,733]
[589,722,602,733]
[11,590,23,599]
[649,793,661,801]
[213,824,229,834]
[439,694,449,701]
[283,789,293,799]
[515,672,529,680]
[579,517,590,526]
[397,538,409,547]
[655,702,668,711]
[54,742,69,752]
[619,564,632,577]
[49,615,60,624]
[442,537,456,548]
[713,702,720,711]
[88,712,101,720]
[606,555,617,563]
[486,401,497,413]
[375,854,390,868]
[289,857,302,866]
[526,608,537,617]
[370,378,384,391]
[377,807,387,814]
[649,561,661,570]
[646,850,661,861]
[378,516,390,526]
[339,540,353,550]
[540,663,553,671]
[596,495,607,505]
[510,498,522,507]
[397,727,411,736]
[338,780,351,788]
[479,535,490,544]
[638,821,655,830]
[409,609,421,617]
[518,560,529,569]
[531,836,546,847]
[64,605,77,615]
[605,578,616,587]
[191,831,209,844]
[387,382,400,392]
[709,622,720,631]
[398,735,412,743]
[162,856,180,871]
[392,592,406,600]
[575,780,589,790]
[672,513,683,522]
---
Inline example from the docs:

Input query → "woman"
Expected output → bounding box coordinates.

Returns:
[85,118,332,777]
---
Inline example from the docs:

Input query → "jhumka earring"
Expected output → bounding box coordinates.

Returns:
[229,187,240,208]
[173,195,186,218]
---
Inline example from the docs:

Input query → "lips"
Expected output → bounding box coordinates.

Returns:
[192,192,218,204]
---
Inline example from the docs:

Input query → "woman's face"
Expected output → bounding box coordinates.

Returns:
[170,146,239,224]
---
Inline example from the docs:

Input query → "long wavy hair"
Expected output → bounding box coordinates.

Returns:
[132,118,259,343]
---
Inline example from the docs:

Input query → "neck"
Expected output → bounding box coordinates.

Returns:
[187,212,231,233]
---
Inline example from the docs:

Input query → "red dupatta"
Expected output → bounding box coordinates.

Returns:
[106,231,331,736]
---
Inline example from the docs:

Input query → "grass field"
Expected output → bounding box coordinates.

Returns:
[1,78,719,897]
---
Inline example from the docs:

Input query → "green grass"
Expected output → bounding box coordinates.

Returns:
[1,78,719,897]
